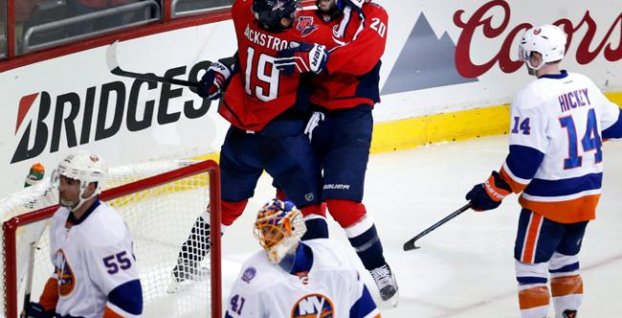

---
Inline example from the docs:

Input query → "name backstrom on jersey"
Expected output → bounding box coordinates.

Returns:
[244,24,292,51]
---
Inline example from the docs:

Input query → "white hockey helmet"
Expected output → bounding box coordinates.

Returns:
[519,24,567,70]
[254,199,307,264]
[55,151,107,210]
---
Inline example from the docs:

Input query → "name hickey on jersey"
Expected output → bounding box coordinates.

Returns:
[244,24,292,50]
[559,88,592,113]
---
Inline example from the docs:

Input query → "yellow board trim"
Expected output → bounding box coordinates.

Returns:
[194,91,621,160]
[371,91,621,153]
[371,105,510,153]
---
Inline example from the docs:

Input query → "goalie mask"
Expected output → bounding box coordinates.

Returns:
[254,199,307,264]
[519,24,567,71]
[253,0,300,32]
[53,151,106,211]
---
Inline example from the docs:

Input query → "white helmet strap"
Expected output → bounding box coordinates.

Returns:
[72,181,98,212]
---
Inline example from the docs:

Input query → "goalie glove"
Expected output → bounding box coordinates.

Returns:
[197,61,232,100]
[465,171,511,211]
[21,302,55,318]
[274,42,329,75]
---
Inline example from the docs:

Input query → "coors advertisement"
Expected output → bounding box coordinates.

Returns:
[454,0,621,78]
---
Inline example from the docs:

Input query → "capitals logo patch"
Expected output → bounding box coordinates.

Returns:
[296,16,318,37]
[290,293,335,318]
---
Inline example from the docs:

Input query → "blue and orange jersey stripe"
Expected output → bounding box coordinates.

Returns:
[520,213,543,264]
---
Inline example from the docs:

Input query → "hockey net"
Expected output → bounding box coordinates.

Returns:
[1,160,221,318]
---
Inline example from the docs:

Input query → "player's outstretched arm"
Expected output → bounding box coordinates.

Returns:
[273,42,329,75]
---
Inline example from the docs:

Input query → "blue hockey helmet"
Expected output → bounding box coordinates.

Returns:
[252,0,299,32]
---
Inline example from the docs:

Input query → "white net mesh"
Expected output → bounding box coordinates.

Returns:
[1,160,217,318]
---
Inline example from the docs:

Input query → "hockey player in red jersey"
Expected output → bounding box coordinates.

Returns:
[273,0,399,305]
[465,25,622,318]
[168,0,340,291]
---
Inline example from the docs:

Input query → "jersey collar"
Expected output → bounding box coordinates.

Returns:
[539,70,568,80]
[68,199,101,225]
[289,242,314,274]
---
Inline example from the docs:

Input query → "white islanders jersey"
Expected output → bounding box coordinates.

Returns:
[48,201,141,317]
[501,71,621,223]
[225,239,380,318]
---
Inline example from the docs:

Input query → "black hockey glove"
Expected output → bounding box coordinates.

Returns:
[22,302,55,318]
[466,171,512,211]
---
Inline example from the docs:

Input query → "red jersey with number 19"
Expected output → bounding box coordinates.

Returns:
[219,0,336,132]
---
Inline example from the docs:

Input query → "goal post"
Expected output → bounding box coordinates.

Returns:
[2,159,221,318]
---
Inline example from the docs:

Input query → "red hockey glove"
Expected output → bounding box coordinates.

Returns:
[197,61,232,100]
[274,42,329,75]
[466,171,511,211]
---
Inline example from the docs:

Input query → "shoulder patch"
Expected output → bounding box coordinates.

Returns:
[241,267,256,283]
[296,16,318,37]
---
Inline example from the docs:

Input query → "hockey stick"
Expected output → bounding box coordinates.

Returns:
[22,242,37,316]
[106,40,200,88]
[403,202,473,251]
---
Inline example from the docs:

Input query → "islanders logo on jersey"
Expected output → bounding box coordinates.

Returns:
[296,16,318,37]
[54,249,76,296]
[290,293,335,318]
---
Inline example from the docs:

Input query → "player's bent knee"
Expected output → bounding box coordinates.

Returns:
[549,252,579,275]
[515,261,549,285]
[325,199,366,228]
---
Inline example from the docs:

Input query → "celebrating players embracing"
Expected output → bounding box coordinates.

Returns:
[275,0,399,305]
[168,0,338,292]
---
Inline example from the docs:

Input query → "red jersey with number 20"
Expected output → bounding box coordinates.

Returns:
[220,0,337,132]
[309,3,389,110]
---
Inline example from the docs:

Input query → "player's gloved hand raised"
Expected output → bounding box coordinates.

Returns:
[465,171,512,211]
[196,61,232,100]
[336,0,367,12]
[274,42,329,75]
[21,302,54,318]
